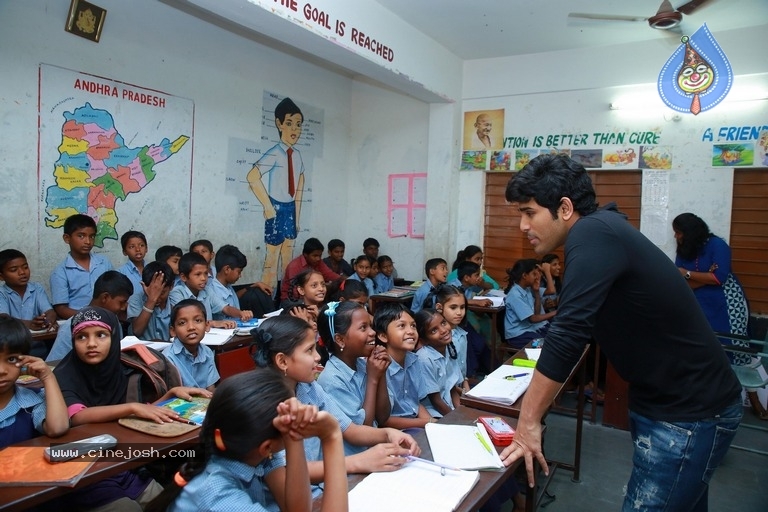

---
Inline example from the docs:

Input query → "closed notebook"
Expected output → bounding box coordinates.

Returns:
[465,365,534,405]
[348,458,479,512]
[0,446,95,487]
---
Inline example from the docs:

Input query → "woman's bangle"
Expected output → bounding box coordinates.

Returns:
[142,305,154,314]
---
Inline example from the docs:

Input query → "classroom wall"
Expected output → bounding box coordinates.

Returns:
[0,0,434,285]
[460,25,768,260]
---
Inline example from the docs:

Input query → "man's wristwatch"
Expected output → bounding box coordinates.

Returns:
[684,271,691,280]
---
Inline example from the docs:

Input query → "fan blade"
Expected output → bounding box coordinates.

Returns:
[656,0,676,15]
[676,0,715,15]
[568,12,648,23]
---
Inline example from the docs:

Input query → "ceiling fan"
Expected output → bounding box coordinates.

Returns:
[568,0,715,31]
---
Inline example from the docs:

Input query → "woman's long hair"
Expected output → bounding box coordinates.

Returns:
[673,213,711,260]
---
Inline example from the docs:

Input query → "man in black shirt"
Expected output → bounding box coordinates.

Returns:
[500,154,742,511]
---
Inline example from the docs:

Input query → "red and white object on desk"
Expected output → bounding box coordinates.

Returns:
[478,416,515,447]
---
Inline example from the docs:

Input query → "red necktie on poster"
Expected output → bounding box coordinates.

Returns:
[287,147,295,197]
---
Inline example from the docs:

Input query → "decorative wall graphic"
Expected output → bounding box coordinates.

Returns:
[658,24,732,115]
[460,150,487,170]
[639,146,673,169]
[712,143,754,166]
[489,150,511,171]
[514,149,538,170]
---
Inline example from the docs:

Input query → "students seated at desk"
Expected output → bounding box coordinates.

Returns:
[282,269,326,319]
[323,238,354,278]
[0,249,58,335]
[163,299,219,392]
[50,214,113,320]
[251,315,419,497]
[435,285,489,379]
[116,230,148,295]
[539,253,562,313]
[207,244,255,322]
[448,261,494,308]
[374,255,395,293]
[168,252,237,329]
[414,309,463,418]
[447,244,500,292]
[47,271,133,362]
[503,259,556,350]
[279,238,341,302]
[155,245,183,287]
[0,315,68,448]
[316,302,391,452]
[373,303,434,428]
[53,307,211,510]
[410,258,449,314]
[346,255,375,297]
[150,369,347,512]
[127,261,174,342]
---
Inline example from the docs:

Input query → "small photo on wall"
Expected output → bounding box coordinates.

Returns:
[571,149,603,169]
[490,150,511,171]
[759,130,768,166]
[515,149,538,170]
[463,109,504,151]
[639,146,673,169]
[539,148,571,157]
[712,144,754,167]
[602,147,638,168]
[461,150,488,170]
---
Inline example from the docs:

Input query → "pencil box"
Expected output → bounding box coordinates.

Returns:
[478,416,515,446]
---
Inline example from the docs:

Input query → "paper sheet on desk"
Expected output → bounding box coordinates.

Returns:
[525,348,542,361]
[465,365,534,405]
[348,459,479,512]
[200,328,235,346]
[426,423,504,470]
[120,336,170,351]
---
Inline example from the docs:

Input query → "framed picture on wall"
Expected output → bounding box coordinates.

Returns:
[65,0,107,43]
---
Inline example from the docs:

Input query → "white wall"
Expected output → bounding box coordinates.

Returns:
[461,25,768,260]
[0,0,435,285]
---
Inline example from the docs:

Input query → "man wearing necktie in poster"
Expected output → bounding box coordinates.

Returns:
[247,97,305,290]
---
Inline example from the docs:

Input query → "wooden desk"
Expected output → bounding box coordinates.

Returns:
[467,303,506,368]
[312,405,528,512]
[460,345,589,487]
[204,334,255,379]
[0,422,200,511]
[368,288,415,314]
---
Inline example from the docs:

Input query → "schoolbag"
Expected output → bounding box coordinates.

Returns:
[120,344,182,403]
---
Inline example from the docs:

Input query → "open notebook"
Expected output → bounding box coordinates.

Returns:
[465,365,534,405]
[348,457,479,512]
[426,423,505,471]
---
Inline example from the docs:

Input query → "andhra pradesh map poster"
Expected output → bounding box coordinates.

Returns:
[38,64,193,259]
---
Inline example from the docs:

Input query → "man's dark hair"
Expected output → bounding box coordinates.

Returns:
[302,238,324,255]
[327,239,345,251]
[505,154,598,218]
[363,237,380,249]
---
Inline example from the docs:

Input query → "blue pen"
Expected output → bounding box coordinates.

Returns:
[504,373,530,380]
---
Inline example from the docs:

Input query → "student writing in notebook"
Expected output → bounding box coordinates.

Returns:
[251,315,419,498]
[149,370,348,512]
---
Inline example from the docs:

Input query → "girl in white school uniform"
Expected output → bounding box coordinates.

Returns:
[150,370,348,512]
[251,315,420,495]
[316,301,391,447]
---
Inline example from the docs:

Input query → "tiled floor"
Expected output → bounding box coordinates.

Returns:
[502,403,768,512]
